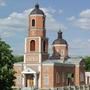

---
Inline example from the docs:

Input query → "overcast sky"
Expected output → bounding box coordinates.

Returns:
[0,0,90,56]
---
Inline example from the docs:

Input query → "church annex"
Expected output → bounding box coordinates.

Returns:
[14,4,85,89]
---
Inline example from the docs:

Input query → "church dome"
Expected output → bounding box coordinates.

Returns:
[53,38,67,45]
[53,30,68,45]
[30,4,45,15]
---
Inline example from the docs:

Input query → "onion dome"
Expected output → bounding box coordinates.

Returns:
[53,30,67,45]
[30,4,45,15]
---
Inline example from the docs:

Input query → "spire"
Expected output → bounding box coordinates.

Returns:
[58,30,62,39]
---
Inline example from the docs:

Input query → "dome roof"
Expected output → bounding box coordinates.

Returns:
[30,4,45,15]
[52,30,68,45]
[53,38,67,45]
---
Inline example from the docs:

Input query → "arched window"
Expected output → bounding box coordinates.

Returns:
[30,40,35,51]
[32,19,35,26]
[43,41,46,52]
[56,72,60,84]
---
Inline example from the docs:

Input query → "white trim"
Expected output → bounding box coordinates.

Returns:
[22,74,25,87]
[24,54,26,69]
[34,73,38,88]
[38,64,42,88]
[23,63,40,66]
[26,37,41,39]
[30,28,44,30]
[53,44,66,46]
[75,65,80,67]
[43,64,54,66]
[22,68,37,74]
[30,14,44,16]
[39,37,41,63]
[24,54,26,65]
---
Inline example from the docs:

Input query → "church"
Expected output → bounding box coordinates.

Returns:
[14,4,85,89]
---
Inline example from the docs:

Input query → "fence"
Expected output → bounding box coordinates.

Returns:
[13,85,90,90]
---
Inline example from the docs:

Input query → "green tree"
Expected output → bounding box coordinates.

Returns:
[14,55,23,62]
[0,38,16,90]
[84,56,90,71]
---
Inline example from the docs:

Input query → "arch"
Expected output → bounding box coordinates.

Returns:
[30,40,35,51]
[32,19,35,26]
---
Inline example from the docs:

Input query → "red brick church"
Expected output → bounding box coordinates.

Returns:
[14,4,85,89]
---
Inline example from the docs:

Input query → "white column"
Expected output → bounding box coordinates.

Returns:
[34,73,37,88]
[22,74,25,87]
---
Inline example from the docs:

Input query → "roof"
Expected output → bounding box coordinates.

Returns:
[30,4,45,15]
[42,57,83,66]
[65,57,83,65]
[52,30,68,45]
[53,38,67,45]
[42,59,74,67]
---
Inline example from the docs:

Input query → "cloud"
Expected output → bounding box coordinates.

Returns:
[68,9,90,30]
[68,38,90,56]
[0,0,6,6]
[80,9,90,18]
[59,9,63,14]
[67,16,75,21]
[0,8,66,38]
[70,39,90,49]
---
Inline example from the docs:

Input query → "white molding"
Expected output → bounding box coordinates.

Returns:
[53,44,66,46]
[26,37,41,39]
[22,74,25,87]
[43,64,54,66]
[39,37,41,63]
[38,64,42,88]
[75,64,80,67]
[30,28,44,30]
[30,14,44,16]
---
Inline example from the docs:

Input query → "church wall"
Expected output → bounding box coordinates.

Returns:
[53,45,68,58]
[14,64,23,88]
[41,65,54,88]
[54,65,75,87]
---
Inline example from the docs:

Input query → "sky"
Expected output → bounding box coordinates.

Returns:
[0,0,90,56]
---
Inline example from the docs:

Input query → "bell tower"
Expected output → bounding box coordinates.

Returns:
[24,4,48,64]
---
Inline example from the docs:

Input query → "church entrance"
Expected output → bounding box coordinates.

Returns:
[26,74,34,87]
[22,68,38,88]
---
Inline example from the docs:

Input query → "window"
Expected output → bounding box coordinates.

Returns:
[43,41,46,52]
[32,19,35,26]
[30,40,35,51]
[56,72,60,84]
[62,72,65,83]
[61,50,64,56]
[43,75,49,86]
[80,72,84,82]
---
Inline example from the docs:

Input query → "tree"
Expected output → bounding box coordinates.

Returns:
[0,38,16,90]
[14,55,23,62]
[84,56,90,71]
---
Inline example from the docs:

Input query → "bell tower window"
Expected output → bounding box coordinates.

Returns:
[43,41,46,52]
[32,19,35,26]
[30,40,35,51]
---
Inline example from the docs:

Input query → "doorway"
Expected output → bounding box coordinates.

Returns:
[26,74,34,87]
